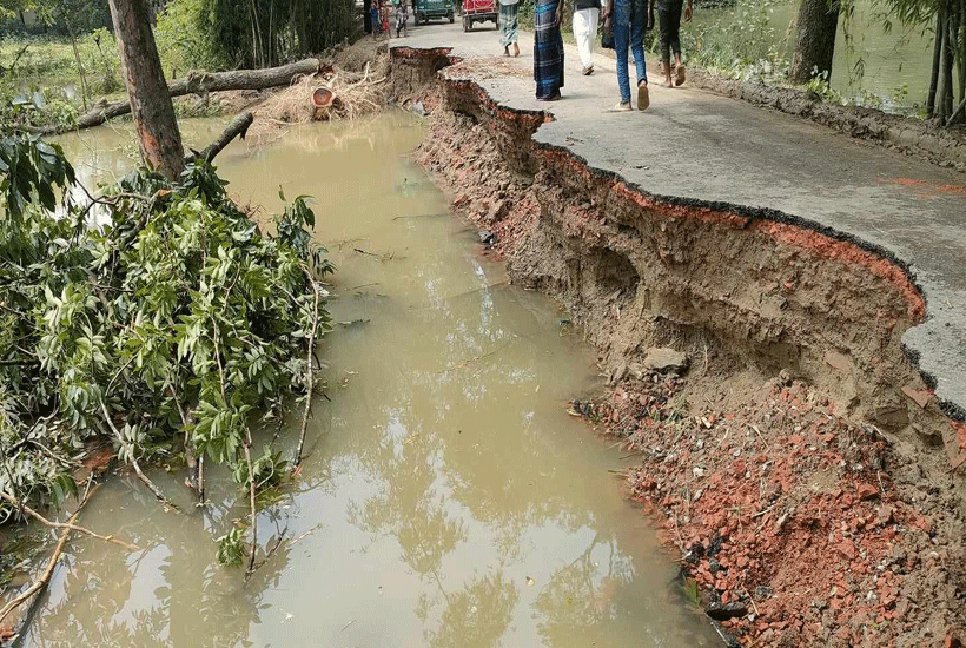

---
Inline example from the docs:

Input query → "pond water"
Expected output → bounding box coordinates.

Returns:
[22,114,720,647]
[689,0,933,112]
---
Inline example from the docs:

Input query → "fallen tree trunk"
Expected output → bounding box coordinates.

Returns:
[31,59,321,135]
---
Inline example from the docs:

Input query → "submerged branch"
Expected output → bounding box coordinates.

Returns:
[0,489,137,550]
[295,268,322,468]
[185,111,255,164]
[98,402,180,512]
[243,440,258,575]
[0,486,95,625]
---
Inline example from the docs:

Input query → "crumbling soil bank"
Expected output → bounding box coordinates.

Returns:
[390,46,966,648]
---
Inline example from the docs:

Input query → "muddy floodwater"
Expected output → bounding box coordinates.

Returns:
[25,114,720,647]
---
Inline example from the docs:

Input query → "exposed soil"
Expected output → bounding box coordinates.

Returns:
[393,47,966,647]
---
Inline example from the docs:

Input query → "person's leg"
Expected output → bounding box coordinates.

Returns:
[668,0,684,83]
[630,12,648,109]
[512,4,520,55]
[658,2,673,85]
[614,22,631,105]
[506,3,510,56]
[630,15,646,84]
[573,9,591,69]
[588,8,599,58]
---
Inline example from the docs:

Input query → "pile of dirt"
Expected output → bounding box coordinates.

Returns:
[409,97,966,648]
[589,371,964,648]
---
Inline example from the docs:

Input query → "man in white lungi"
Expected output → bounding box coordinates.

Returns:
[573,0,601,75]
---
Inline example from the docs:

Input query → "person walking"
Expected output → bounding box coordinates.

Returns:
[396,0,409,37]
[602,0,649,111]
[533,0,564,100]
[381,0,392,37]
[659,0,693,86]
[371,0,382,35]
[499,0,521,57]
[573,0,601,75]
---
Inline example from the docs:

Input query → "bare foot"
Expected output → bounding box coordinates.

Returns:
[637,80,649,111]
[675,63,686,86]
[663,77,674,88]
[514,42,520,57]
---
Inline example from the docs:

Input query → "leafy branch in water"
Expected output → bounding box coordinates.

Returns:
[0,133,332,565]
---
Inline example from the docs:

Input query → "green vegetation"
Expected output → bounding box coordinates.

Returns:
[200,0,362,69]
[0,131,332,562]
[155,0,228,76]
[685,0,790,77]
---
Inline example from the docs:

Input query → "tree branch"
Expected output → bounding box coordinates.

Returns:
[185,111,254,165]
[21,59,321,135]
[0,490,137,551]
[0,487,94,626]
[294,268,321,468]
[98,402,180,512]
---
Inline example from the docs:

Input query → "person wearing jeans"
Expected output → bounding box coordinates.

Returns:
[573,0,601,75]
[603,0,648,111]
[659,0,693,86]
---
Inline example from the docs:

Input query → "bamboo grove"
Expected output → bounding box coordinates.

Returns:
[925,0,966,124]
[201,0,361,69]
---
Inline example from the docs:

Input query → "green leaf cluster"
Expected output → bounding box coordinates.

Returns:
[0,134,333,522]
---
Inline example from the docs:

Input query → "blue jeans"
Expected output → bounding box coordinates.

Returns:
[614,21,647,103]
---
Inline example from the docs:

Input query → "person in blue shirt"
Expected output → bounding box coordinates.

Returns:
[602,0,650,110]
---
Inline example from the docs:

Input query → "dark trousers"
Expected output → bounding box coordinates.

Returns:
[659,0,683,62]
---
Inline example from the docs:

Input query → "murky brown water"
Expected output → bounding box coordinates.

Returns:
[691,0,932,112]
[27,114,720,647]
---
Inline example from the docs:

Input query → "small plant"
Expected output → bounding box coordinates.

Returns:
[804,69,843,104]
[682,576,701,607]
[217,526,247,566]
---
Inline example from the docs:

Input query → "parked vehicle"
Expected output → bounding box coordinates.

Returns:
[414,0,455,25]
[462,0,497,31]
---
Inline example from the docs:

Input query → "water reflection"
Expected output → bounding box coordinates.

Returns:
[29,114,719,648]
